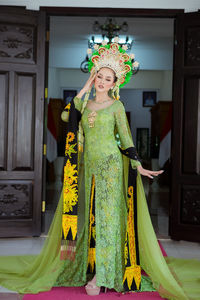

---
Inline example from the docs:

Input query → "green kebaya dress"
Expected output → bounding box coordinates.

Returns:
[55,97,143,292]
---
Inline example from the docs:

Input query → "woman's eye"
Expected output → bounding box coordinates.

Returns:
[106,79,111,82]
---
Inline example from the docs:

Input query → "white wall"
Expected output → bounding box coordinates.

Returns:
[48,67,172,142]
[48,67,172,99]
[0,0,199,12]
[121,89,159,145]
[160,70,173,101]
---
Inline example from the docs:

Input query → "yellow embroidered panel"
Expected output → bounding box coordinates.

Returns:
[87,175,96,273]
[63,159,78,213]
[65,132,77,158]
[123,265,141,290]
[123,185,141,290]
[62,215,77,241]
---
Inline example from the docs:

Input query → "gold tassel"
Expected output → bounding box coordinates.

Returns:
[88,248,96,273]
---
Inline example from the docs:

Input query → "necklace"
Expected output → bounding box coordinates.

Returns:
[93,98,112,104]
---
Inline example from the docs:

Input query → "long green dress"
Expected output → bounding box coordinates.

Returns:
[55,97,143,292]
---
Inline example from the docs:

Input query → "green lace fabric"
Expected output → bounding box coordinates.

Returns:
[0,97,199,300]
[56,97,142,292]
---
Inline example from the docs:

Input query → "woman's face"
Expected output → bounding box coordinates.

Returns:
[94,67,115,93]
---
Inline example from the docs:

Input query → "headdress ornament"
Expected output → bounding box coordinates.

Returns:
[87,37,139,100]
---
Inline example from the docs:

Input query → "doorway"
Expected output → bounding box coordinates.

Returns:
[44,14,175,239]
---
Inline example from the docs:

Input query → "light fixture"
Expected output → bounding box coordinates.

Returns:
[80,18,139,75]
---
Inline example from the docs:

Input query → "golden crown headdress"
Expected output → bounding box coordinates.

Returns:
[87,37,139,99]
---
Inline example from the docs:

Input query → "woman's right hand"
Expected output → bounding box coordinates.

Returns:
[83,67,96,92]
[77,68,96,98]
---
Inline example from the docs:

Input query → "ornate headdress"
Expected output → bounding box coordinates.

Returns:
[87,36,139,100]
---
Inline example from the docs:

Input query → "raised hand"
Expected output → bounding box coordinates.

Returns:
[77,68,96,99]
[83,68,96,92]
[137,165,164,179]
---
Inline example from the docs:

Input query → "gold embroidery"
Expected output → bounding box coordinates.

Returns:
[88,111,97,128]
[88,175,95,244]
[127,186,136,265]
[62,215,77,240]
[87,175,96,272]
[123,265,141,290]
[124,234,128,265]
[123,185,141,290]
[92,226,96,240]
[63,159,78,213]
[65,132,77,158]
[64,102,71,111]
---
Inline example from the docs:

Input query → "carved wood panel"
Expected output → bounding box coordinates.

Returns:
[171,12,200,242]
[182,77,200,174]
[181,186,200,225]
[185,27,200,66]
[0,23,36,64]
[0,8,45,237]
[0,72,8,171]
[12,73,36,171]
[0,181,32,218]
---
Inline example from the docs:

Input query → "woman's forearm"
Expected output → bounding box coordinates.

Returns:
[76,88,87,99]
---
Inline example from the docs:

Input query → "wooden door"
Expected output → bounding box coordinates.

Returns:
[0,7,45,237]
[170,11,200,242]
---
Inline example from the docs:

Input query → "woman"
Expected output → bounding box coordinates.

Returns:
[60,64,163,295]
[0,40,199,300]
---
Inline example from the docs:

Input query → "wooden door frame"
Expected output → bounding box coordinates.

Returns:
[40,6,185,234]
[40,7,183,18]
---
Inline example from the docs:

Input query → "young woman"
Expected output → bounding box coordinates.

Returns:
[60,66,163,295]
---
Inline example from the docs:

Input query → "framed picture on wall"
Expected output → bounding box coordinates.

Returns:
[63,89,77,105]
[136,128,149,159]
[143,91,157,107]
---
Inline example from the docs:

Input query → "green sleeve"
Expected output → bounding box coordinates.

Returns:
[61,96,83,122]
[114,101,142,169]
[73,96,83,112]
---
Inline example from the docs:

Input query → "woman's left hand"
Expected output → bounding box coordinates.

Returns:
[137,165,164,179]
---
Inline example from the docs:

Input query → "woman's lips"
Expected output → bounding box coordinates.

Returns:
[98,85,104,89]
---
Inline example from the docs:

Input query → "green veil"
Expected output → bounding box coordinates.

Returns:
[0,98,199,300]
